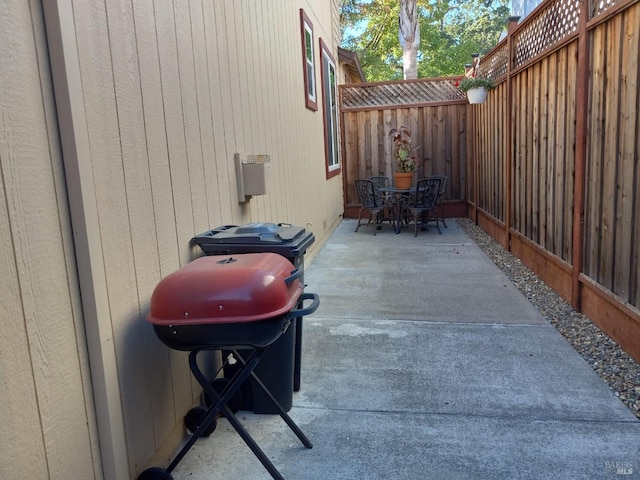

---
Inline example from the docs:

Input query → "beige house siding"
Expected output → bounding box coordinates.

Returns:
[2,0,344,478]
[0,1,100,479]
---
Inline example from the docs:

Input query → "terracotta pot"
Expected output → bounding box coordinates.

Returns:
[394,172,413,190]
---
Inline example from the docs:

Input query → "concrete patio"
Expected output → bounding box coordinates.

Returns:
[167,219,640,480]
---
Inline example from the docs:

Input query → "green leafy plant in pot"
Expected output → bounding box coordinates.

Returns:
[389,125,419,189]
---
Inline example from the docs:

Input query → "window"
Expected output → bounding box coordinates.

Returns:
[300,9,317,111]
[319,39,340,178]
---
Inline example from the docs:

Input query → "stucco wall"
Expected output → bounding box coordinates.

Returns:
[2,0,344,478]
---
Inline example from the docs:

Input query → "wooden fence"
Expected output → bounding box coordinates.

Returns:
[339,0,640,362]
[340,78,469,218]
[468,0,640,361]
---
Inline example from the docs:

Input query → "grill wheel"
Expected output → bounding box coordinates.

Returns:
[184,406,217,437]
[137,466,173,480]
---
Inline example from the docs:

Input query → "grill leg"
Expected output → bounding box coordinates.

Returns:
[208,394,287,480]
[167,346,310,480]
[232,349,313,449]
[165,348,267,474]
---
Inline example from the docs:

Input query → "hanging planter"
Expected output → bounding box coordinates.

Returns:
[466,87,489,104]
[457,77,495,105]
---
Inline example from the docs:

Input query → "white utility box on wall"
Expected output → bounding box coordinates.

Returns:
[235,153,272,203]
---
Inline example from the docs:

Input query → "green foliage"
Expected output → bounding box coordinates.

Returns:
[458,76,495,91]
[339,0,510,82]
[389,126,419,172]
[340,0,403,81]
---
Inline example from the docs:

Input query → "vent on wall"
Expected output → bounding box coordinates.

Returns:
[235,154,272,203]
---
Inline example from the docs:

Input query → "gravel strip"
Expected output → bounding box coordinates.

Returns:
[456,217,640,420]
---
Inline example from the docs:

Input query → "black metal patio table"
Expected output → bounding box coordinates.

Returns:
[379,187,412,234]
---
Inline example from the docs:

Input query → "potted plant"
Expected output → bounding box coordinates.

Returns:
[458,76,495,104]
[388,125,419,189]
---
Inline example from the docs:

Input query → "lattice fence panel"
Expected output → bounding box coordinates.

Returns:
[513,0,581,68]
[340,78,466,110]
[477,42,509,80]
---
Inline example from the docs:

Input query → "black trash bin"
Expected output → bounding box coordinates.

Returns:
[191,222,315,413]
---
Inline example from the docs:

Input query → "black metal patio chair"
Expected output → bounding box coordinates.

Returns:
[426,175,448,228]
[369,175,393,223]
[406,177,442,236]
[354,179,388,235]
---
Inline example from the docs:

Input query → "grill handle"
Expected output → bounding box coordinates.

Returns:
[284,267,304,285]
[288,292,320,318]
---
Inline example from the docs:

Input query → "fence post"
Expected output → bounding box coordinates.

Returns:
[571,0,590,311]
[505,16,520,250]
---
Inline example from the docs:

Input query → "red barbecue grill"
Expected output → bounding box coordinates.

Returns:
[138,252,319,480]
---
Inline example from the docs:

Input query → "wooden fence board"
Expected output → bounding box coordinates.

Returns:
[600,14,623,290]
[546,55,558,253]
[547,56,557,254]
[515,73,522,231]
[613,6,639,301]
[531,63,541,243]
[450,106,460,198]
[631,5,640,306]
[511,76,520,229]
[499,84,507,219]
[586,23,605,280]
[357,112,367,179]
[563,42,577,262]
[539,57,549,250]
[634,88,640,307]
[554,47,568,259]
[460,107,468,199]
[422,107,433,169]
[376,110,386,174]
[363,113,372,178]
[479,106,488,214]
[518,73,528,232]
[492,96,503,218]
[525,68,533,239]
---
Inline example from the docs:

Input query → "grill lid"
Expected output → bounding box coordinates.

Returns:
[147,253,302,326]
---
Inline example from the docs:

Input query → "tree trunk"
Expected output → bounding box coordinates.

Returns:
[399,0,420,79]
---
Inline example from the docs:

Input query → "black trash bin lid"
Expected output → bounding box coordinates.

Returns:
[216,223,305,243]
[193,222,310,245]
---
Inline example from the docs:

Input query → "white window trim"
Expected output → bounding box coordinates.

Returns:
[300,9,317,111]
[320,38,340,178]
